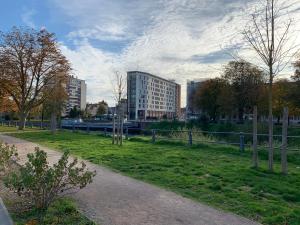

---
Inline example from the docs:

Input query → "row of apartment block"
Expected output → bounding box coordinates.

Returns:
[66,72,300,123]
[66,71,182,121]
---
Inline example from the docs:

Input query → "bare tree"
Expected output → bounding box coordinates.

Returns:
[243,0,298,171]
[111,71,126,146]
[0,27,71,130]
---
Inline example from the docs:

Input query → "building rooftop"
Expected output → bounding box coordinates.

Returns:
[127,71,180,85]
[69,75,85,82]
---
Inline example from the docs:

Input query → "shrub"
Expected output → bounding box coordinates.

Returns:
[12,198,95,225]
[0,142,18,174]
[5,147,96,210]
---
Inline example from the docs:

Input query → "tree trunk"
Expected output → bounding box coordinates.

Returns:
[112,108,116,144]
[281,107,288,175]
[50,112,57,134]
[268,0,275,172]
[268,71,274,172]
[18,111,28,130]
[252,106,258,168]
[120,108,123,146]
[116,111,120,145]
[238,108,244,123]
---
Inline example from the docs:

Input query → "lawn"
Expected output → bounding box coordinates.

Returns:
[9,130,300,225]
[0,125,41,133]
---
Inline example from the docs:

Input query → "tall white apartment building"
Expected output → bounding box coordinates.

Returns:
[127,71,181,120]
[66,76,87,113]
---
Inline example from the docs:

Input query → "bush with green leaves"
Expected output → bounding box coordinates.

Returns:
[12,198,95,225]
[0,142,18,174]
[5,147,96,210]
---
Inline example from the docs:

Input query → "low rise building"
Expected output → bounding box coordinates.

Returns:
[85,103,99,117]
[86,101,109,117]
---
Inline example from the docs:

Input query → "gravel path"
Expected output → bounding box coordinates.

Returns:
[0,134,260,225]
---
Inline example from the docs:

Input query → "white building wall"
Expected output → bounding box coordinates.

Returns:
[80,80,87,111]
[65,76,87,113]
[128,71,180,120]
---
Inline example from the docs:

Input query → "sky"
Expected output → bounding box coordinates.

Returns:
[1,0,300,106]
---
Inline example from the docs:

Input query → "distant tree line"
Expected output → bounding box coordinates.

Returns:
[193,60,300,123]
[69,100,108,119]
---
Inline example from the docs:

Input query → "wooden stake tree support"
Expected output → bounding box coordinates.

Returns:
[252,106,258,168]
[281,107,288,175]
[112,107,116,144]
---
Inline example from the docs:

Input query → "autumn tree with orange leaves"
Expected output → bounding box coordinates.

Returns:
[0,27,70,130]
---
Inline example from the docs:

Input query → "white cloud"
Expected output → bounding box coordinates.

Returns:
[60,42,118,104]
[52,0,300,106]
[21,8,36,28]
[67,24,129,41]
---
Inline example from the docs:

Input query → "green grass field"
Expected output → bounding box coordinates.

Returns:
[8,130,300,225]
[0,125,41,133]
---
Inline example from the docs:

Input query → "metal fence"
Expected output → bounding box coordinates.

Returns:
[1,120,299,154]
[150,129,300,154]
[0,120,50,129]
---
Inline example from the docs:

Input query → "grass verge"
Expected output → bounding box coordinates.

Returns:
[8,130,300,225]
[11,197,95,225]
[0,125,41,133]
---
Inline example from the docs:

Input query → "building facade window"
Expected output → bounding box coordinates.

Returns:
[127,71,181,121]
